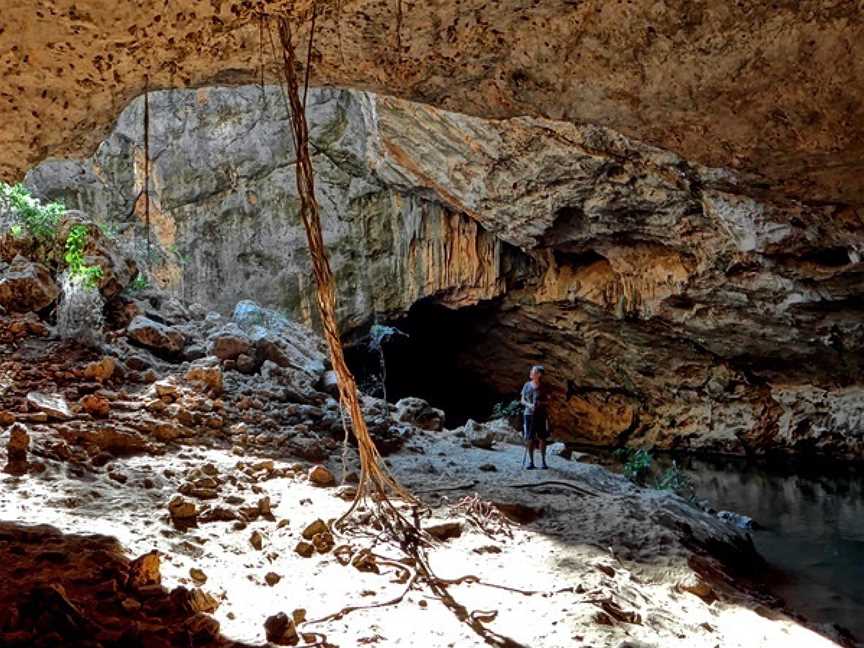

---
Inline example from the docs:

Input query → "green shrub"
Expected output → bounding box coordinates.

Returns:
[1,182,65,240]
[655,460,697,502]
[492,400,522,419]
[64,224,103,289]
[614,447,653,484]
[127,274,150,293]
[98,222,120,239]
[615,447,698,502]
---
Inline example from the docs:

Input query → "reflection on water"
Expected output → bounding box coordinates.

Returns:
[663,454,864,642]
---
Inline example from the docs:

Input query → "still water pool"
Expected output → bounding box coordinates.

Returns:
[658,454,864,643]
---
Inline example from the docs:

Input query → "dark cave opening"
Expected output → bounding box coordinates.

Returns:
[345,299,508,428]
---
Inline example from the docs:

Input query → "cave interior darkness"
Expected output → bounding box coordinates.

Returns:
[346,299,511,427]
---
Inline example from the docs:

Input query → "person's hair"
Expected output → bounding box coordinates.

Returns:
[531,365,544,375]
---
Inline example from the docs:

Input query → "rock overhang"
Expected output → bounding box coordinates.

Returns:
[1,0,863,205]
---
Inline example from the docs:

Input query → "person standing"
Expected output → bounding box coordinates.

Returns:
[521,365,550,469]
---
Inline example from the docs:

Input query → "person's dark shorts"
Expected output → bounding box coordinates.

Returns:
[523,411,550,441]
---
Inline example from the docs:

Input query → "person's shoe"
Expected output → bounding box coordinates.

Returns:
[526,464,537,470]
[540,464,549,470]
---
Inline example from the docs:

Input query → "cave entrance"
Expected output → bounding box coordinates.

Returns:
[346,299,508,428]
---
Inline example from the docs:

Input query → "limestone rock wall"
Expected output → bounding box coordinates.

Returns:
[25,85,864,458]
[26,87,516,334]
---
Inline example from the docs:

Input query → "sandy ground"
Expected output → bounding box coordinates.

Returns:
[0,425,846,648]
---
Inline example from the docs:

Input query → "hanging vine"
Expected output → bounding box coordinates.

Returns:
[270,12,417,532]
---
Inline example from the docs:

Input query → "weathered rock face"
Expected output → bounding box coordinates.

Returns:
[26,87,516,333]
[1,1,863,208]
[24,85,864,458]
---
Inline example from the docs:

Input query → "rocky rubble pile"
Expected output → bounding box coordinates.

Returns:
[0,203,443,475]
[0,523,230,648]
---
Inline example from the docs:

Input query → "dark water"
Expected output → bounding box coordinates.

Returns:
[657,454,864,642]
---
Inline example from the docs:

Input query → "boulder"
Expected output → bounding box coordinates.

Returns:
[463,419,496,449]
[394,397,445,431]
[0,256,59,313]
[55,215,138,299]
[233,301,327,377]
[26,392,72,420]
[207,323,252,361]
[127,315,185,354]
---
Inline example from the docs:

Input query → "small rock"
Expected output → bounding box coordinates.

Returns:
[6,422,29,460]
[188,588,219,613]
[265,572,281,586]
[312,531,334,554]
[301,519,328,540]
[294,541,314,558]
[264,612,299,645]
[464,419,496,449]
[479,463,497,472]
[335,485,357,501]
[127,550,161,590]
[0,410,15,427]
[236,353,258,374]
[394,397,445,431]
[258,496,272,516]
[424,520,463,541]
[190,568,208,584]
[250,529,265,550]
[82,356,116,382]
[308,464,335,486]
[185,360,224,395]
[80,394,110,418]
[154,380,178,398]
[717,510,755,530]
[168,495,197,520]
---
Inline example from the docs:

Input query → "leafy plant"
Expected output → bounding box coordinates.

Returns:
[98,222,120,239]
[1,182,65,240]
[492,400,523,419]
[655,460,697,502]
[9,224,24,238]
[614,447,653,484]
[64,224,103,289]
[127,274,150,293]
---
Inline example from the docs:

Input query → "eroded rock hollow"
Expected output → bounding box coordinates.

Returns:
[25,85,864,457]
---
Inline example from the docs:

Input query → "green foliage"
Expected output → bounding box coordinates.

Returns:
[614,447,653,484]
[655,460,697,502]
[98,222,120,239]
[127,274,150,293]
[64,224,103,289]
[492,399,523,419]
[168,244,190,265]
[9,224,24,239]
[1,182,65,240]
[615,447,698,502]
